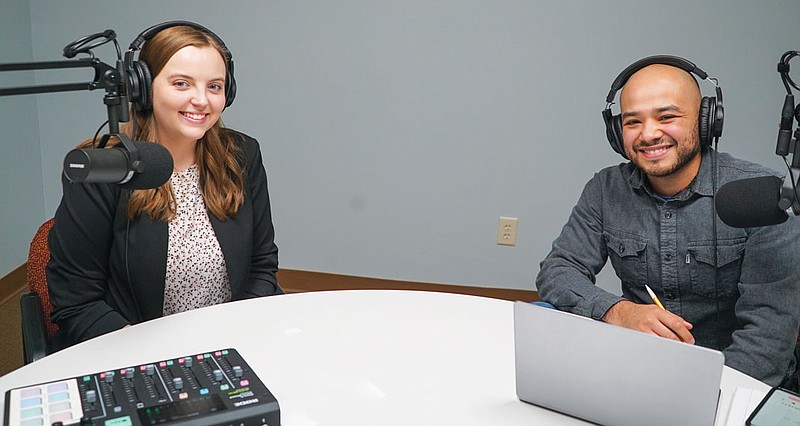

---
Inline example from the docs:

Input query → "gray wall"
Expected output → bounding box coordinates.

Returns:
[2,1,799,294]
[0,0,42,277]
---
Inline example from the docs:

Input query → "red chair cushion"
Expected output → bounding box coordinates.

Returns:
[27,218,58,340]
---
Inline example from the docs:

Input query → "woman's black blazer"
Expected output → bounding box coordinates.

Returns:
[47,130,282,349]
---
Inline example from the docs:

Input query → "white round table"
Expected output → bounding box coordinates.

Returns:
[0,290,768,425]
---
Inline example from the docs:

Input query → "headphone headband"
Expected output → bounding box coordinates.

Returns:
[127,20,232,62]
[605,55,709,104]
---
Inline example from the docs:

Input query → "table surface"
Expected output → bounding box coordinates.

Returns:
[0,290,769,425]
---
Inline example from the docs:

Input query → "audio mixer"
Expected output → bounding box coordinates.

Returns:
[4,348,280,426]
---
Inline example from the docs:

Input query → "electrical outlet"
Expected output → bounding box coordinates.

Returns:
[497,217,518,246]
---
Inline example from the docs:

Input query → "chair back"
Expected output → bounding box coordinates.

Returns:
[27,218,58,340]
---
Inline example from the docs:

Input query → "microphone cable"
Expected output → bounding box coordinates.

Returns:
[711,137,722,351]
[782,156,800,207]
[779,51,800,93]
[91,120,108,148]
[125,213,144,323]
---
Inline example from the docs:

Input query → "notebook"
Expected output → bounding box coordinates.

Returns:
[514,301,724,426]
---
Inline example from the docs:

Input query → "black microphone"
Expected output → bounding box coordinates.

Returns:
[776,93,795,156]
[715,176,789,228]
[63,140,173,189]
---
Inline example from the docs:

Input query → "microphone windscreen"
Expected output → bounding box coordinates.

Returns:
[715,176,789,228]
[119,141,174,190]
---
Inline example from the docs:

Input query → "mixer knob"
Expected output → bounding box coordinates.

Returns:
[183,357,193,368]
[104,372,115,383]
[173,377,184,390]
[146,364,155,376]
[86,390,97,403]
[213,369,224,382]
[125,368,135,379]
[232,366,243,378]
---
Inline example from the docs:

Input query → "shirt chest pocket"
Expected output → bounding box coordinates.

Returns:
[604,232,648,287]
[686,239,745,300]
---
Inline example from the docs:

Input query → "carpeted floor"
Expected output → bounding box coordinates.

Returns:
[0,290,25,376]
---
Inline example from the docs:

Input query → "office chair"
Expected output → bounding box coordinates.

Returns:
[20,217,57,364]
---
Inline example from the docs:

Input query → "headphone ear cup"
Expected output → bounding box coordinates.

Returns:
[603,109,627,159]
[224,61,236,108]
[128,60,154,112]
[134,61,154,112]
[225,78,236,108]
[699,96,712,148]
[713,97,724,139]
[610,114,627,158]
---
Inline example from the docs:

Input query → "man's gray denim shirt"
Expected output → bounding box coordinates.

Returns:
[536,149,800,386]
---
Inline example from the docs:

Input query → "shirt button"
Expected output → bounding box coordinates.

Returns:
[619,244,625,253]
[665,212,672,219]
[665,254,672,261]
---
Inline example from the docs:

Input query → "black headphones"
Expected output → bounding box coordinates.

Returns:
[124,20,237,112]
[602,55,724,159]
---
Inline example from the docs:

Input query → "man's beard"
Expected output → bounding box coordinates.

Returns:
[628,128,701,177]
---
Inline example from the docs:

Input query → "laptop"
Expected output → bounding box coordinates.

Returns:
[514,301,724,426]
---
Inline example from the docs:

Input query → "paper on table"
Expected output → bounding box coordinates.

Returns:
[725,386,768,426]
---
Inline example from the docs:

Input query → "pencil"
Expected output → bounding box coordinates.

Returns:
[645,285,666,310]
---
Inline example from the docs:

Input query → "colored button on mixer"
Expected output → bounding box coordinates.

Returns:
[49,392,70,402]
[20,388,41,398]
[20,407,43,418]
[49,401,71,413]
[47,383,68,393]
[20,418,43,426]
[20,397,41,408]
[49,411,73,423]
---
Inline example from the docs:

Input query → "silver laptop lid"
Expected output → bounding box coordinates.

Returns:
[514,301,724,426]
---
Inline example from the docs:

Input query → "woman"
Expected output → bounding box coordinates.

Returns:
[47,23,282,350]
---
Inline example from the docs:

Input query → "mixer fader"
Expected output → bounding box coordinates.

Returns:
[4,348,280,426]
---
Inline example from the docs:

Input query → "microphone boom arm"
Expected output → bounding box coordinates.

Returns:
[0,58,104,95]
[0,30,172,189]
[775,51,800,216]
[0,42,130,133]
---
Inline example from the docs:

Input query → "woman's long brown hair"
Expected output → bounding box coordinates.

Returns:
[79,26,244,222]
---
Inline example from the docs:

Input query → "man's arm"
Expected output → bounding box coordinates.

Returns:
[536,173,695,342]
[725,216,800,386]
[536,175,624,319]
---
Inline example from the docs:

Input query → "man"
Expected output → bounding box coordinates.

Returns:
[535,58,800,386]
